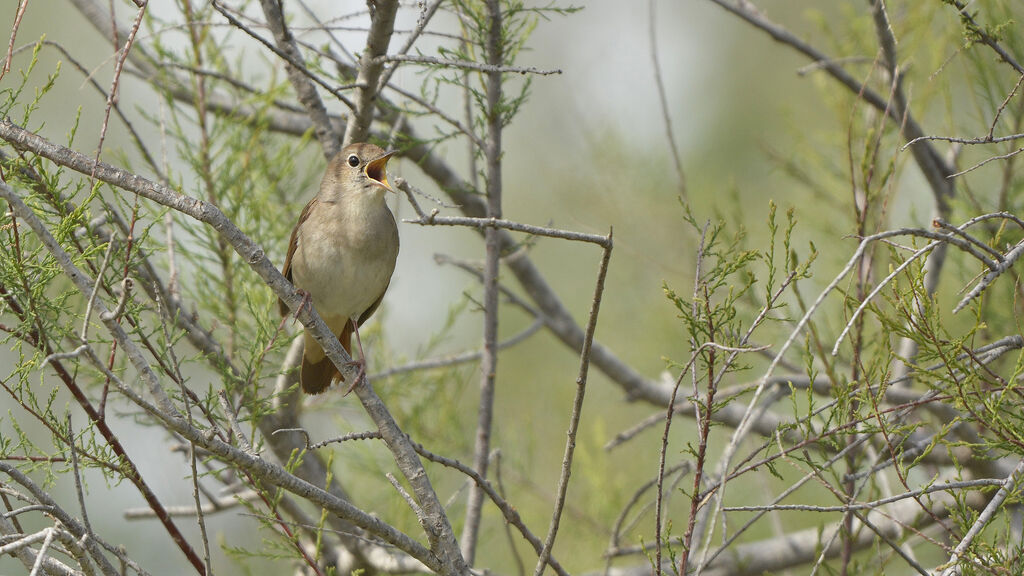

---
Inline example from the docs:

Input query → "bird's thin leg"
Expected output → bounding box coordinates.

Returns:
[342,317,368,396]
[292,289,313,321]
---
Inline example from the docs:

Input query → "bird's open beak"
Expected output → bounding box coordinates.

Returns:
[365,151,396,192]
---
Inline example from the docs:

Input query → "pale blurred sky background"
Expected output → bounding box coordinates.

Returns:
[1,1,942,573]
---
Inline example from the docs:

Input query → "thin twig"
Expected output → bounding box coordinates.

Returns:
[65,416,92,537]
[987,73,1024,140]
[954,238,1024,313]
[832,239,941,355]
[410,442,571,576]
[647,0,686,199]
[723,478,1006,513]
[395,177,464,212]
[462,0,505,564]
[93,1,147,174]
[219,0,346,157]
[375,0,446,91]
[945,0,1024,75]
[933,218,1005,262]
[493,450,527,576]
[218,391,255,456]
[99,278,132,321]
[658,220,708,575]
[534,233,613,576]
[160,268,214,576]
[406,213,611,247]
[605,461,692,562]
[27,527,56,576]
[903,131,1024,149]
[124,491,261,519]
[940,458,1024,576]
[373,53,560,75]
[386,473,426,524]
[1,0,31,83]
[947,146,1024,179]
[308,430,382,451]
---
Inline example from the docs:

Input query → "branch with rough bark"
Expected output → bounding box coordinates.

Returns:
[0,122,464,573]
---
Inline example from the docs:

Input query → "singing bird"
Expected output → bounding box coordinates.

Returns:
[279,143,399,394]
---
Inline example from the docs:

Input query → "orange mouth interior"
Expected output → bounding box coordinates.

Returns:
[365,153,394,191]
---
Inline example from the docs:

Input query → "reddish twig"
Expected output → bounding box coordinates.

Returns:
[0,0,30,83]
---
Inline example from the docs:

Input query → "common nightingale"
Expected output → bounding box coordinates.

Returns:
[279,142,399,394]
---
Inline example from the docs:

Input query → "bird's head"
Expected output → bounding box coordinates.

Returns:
[328,142,396,198]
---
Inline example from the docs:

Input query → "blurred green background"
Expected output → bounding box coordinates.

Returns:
[2,0,1006,574]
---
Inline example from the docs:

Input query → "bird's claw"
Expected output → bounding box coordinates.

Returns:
[341,360,366,396]
[293,289,312,318]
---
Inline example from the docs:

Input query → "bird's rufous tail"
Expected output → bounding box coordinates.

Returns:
[299,321,353,394]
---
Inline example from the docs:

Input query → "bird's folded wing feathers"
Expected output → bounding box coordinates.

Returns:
[278,196,320,317]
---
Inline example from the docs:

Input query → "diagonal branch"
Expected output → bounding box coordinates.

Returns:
[0,120,466,573]
[939,457,1024,576]
[708,0,955,210]
[68,0,755,437]
[253,0,342,158]
[0,463,122,576]
[344,0,400,146]
[3,167,437,573]
[946,0,1024,75]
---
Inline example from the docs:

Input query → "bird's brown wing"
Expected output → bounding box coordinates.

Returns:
[278,196,319,317]
[358,280,391,327]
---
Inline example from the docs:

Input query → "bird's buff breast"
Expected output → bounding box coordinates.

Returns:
[291,200,398,322]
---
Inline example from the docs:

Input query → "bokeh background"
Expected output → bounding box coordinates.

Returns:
[1,1,975,573]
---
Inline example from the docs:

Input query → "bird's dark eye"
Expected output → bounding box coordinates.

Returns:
[347,154,360,167]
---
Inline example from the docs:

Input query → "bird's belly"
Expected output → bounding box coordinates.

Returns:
[294,249,394,321]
